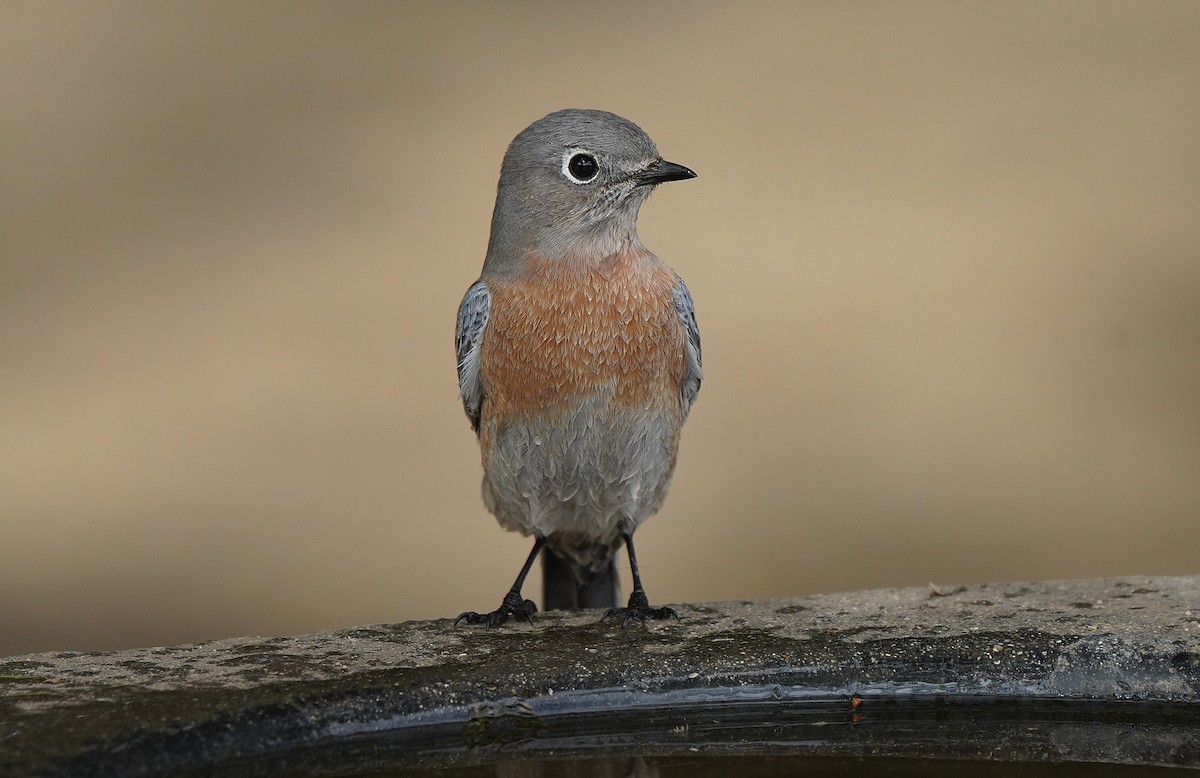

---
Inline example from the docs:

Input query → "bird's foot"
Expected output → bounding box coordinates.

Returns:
[602,588,679,627]
[455,588,537,628]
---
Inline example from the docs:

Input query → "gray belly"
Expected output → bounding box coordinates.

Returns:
[481,405,680,549]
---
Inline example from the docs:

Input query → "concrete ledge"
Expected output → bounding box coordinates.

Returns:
[3,576,1199,775]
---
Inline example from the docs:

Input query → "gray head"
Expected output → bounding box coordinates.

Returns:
[483,109,695,269]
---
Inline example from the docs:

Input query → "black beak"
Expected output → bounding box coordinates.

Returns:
[635,159,697,187]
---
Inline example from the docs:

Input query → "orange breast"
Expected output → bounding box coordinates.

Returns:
[479,248,686,425]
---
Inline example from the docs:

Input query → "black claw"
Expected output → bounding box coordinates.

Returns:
[455,590,537,628]
[601,589,679,628]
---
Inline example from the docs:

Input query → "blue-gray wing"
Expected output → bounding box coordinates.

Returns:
[455,280,490,434]
[672,276,702,417]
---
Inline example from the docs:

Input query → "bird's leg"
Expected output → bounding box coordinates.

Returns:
[456,537,545,627]
[602,530,679,627]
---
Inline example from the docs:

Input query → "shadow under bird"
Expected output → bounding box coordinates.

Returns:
[454,108,701,627]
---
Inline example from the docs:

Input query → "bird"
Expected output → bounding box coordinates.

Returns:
[453,108,701,627]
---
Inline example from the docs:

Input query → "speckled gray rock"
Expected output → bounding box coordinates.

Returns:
[2,576,1199,776]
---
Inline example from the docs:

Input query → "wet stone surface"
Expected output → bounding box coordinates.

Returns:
[2,576,1199,776]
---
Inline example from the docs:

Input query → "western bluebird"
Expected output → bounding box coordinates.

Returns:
[454,109,701,627]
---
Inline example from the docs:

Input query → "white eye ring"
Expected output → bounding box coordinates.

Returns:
[561,149,599,184]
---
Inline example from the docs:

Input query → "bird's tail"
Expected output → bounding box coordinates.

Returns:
[542,546,619,611]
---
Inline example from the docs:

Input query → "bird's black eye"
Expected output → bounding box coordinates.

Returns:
[566,153,598,183]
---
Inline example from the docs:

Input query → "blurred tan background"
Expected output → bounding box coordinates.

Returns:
[3,1,1199,657]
